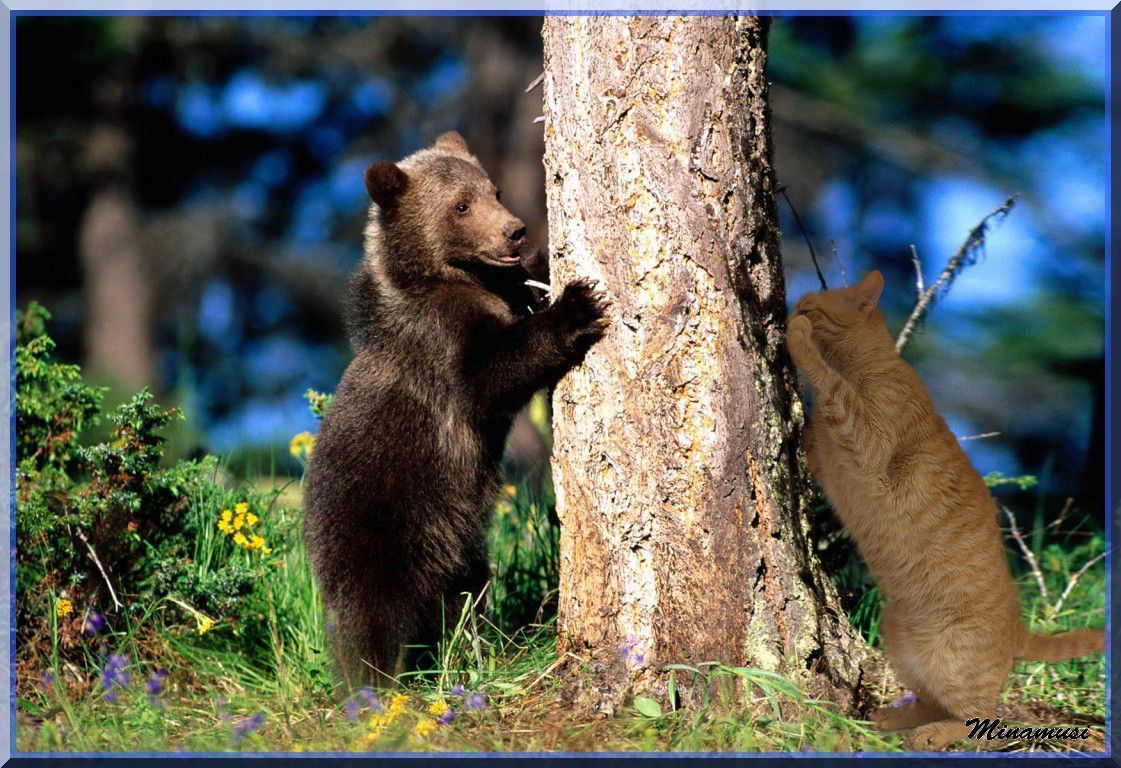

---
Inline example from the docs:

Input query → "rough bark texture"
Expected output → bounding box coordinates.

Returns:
[543,16,885,715]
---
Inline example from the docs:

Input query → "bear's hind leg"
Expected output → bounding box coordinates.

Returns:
[332,601,410,689]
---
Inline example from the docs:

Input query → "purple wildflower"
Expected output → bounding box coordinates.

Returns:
[231,713,265,745]
[38,670,55,691]
[100,652,130,702]
[345,686,381,721]
[437,708,457,725]
[83,611,106,636]
[464,693,487,711]
[891,692,918,708]
[146,668,168,706]
[449,684,466,696]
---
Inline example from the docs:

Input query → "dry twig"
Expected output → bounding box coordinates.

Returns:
[1051,551,1106,617]
[831,240,849,287]
[957,431,1001,442]
[896,196,1016,351]
[779,187,828,290]
[1047,497,1075,532]
[72,526,123,611]
[1000,504,1049,604]
[909,244,924,297]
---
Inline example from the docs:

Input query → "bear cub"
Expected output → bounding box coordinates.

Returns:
[303,131,609,687]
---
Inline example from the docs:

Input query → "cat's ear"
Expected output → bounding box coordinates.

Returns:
[854,270,884,311]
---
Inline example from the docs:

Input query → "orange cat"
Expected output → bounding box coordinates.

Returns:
[786,270,1104,751]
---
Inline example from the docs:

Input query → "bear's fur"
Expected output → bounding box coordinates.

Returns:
[303,132,608,686]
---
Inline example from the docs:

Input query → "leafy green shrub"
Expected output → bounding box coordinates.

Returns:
[16,304,321,680]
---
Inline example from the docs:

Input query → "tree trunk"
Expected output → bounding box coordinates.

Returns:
[542,15,884,714]
[79,123,155,391]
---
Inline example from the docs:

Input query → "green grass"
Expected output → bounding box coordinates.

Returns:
[15,466,1106,754]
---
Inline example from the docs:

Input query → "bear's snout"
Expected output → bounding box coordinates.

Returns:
[504,220,527,244]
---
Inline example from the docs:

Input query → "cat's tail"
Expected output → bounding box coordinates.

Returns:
[1015,627,1104,661]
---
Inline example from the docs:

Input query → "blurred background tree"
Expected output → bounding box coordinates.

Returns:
[16,14,1105,530]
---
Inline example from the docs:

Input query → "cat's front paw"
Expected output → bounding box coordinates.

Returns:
[554,277,611,353]
[785,314,814,364]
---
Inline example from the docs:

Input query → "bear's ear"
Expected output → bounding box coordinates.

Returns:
[854,270,884,311]
[435,131,469,155]
[365,161,408,210]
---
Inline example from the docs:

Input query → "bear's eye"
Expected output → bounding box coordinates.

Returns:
[495,189,502,202]
[455,203,469,215]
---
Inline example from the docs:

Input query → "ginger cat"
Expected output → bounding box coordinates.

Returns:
[786,270,1104,751]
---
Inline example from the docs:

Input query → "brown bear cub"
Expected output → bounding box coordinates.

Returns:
[303,132,609,687]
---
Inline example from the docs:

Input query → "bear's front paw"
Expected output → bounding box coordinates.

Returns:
[554,277,611,351]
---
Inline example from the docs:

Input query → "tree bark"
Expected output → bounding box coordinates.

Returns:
[543,15,884,714]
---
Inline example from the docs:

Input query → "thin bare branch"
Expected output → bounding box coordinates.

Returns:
[957,431,1001,442]
[1000,504,1049,604]
[1051,551,1106,617]
[831,239,849,287]
[909,244,924,297]
[896,196,1016,351]
[1047,497,1075,532]
[525,71,545,93]
[73,526,123,611]
[779,187,827,291]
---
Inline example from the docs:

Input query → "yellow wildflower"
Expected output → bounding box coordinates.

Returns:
[368,713,390,730]
[503,484,517,498]
[55,599,73,618]
[427,700,450,718]
[197,615,215,635]
[245,512,259,526]
[388,693,409,717]
[528,390,550,433]
[218,510,235,534]
[234,502,249,516]
[289,431,316,460]
[305,389,333,417]
[413,719,437,738]
[233,532,249,547]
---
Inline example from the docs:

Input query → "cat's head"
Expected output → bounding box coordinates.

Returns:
[790,270,885,348]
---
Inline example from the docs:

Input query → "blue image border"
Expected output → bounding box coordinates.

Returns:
[0,4,1116,765]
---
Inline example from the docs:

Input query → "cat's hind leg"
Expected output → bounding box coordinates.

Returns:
[903,699,997,751]
[900,657,1008,751]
